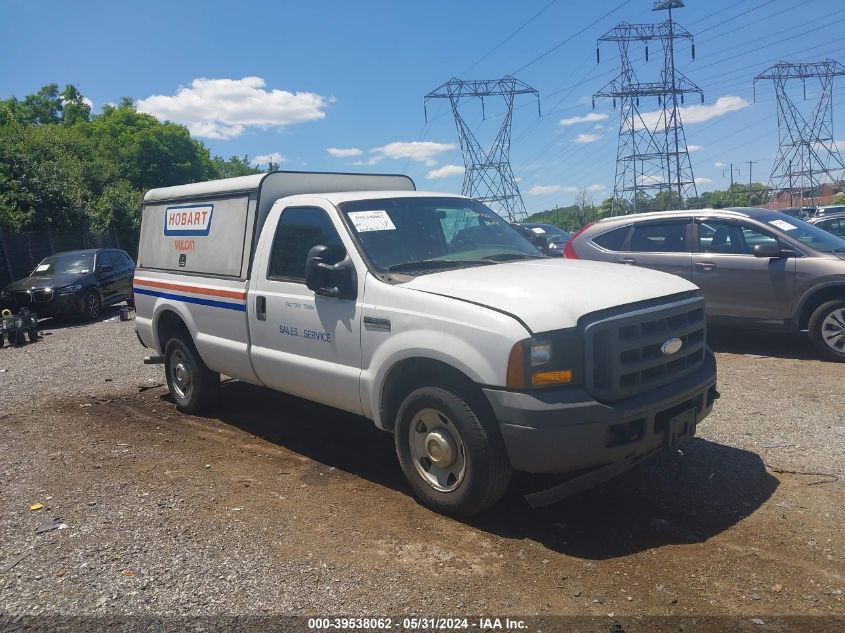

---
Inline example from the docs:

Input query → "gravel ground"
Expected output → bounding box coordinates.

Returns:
[0,316,842,623]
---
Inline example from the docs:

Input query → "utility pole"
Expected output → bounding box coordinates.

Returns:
[746,160,756,206]
[754,59,845,209]
[425,76,540,222]
[594,0,702,214]
[723,163,741,206]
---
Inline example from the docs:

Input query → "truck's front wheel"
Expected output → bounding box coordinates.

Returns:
[395,386,511,516]
[164,335,220,414]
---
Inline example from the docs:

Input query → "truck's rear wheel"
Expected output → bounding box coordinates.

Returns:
[395,386,511,517]
[809,300,845,362]
[164,335,219,413]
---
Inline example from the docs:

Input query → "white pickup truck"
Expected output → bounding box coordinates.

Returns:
[135,171,718,516]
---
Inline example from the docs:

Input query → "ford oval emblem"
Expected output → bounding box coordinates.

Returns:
[661,337,683,356]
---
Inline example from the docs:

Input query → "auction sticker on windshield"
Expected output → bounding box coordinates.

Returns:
[349,210,396,232]
[769,219,797,231]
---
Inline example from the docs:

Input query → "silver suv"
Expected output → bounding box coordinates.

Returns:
[565,208,845,361]
[808,211,845,238]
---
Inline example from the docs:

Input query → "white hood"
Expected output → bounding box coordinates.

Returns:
[404,258,697,333]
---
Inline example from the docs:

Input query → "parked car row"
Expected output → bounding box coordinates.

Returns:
[0,249,135,320]
[564,208,845,361]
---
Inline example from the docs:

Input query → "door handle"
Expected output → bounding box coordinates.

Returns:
[618,258,637,265]
[256,296,266,321]
[695,262,715,271]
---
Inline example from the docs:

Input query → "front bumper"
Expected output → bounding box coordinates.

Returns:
[10,293,83,316]
[483,351,718,474]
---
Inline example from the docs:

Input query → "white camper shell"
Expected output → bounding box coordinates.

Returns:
[135,171,718,516]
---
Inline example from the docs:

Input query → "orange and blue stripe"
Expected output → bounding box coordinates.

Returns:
[133,278,247,312]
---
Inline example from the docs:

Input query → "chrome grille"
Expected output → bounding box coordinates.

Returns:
[585,296,706,402]
[13,291,32,306]
[33,289,53,302]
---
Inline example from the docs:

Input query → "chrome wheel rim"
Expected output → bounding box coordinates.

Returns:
[169,349,192,400]
[821,308,845,353]
[86,293,100,318]
[409,408,467,493]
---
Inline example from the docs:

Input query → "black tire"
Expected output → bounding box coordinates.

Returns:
[808,299,845,362]
[163,334,220,414]
[394,386,511,517]
[82,290,101,321]
[26,327,38,343]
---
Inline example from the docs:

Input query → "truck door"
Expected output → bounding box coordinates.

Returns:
[248,204,363,415]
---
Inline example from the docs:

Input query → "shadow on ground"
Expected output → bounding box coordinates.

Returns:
[708,327,817,361]
[36,305,126,332]
[174,380,777,560]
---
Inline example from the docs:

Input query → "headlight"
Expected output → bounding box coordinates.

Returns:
[530,341,552,366]
[507,330,584,389]
[56,284,82,295]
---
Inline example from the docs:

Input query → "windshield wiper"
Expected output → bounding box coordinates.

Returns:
[481,253,545,262]
[386,259,493,273]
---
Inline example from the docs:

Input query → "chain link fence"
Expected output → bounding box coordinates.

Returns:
[0,228,120,289]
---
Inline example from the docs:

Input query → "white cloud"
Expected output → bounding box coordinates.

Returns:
[587,184,607,192]
[593,123,605,130]
[560,112,608,126]
[715,161,727,168]
[327,147,362,158]
[82,96,93,109]
[136,76,328,140]
[575,133,601,144]
[695,177,713,186]
[686,144,703,153]
[527,185,564,196]
[361,141,455,167]
[637,96,749,130]
[426,164,465,180]
[252,152,285,166]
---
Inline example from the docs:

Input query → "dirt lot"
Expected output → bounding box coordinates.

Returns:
[0,314,842,626]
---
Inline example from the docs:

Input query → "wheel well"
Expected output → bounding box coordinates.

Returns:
[155,310,190,352]
[798,286,845,330]
[379,358,483,431]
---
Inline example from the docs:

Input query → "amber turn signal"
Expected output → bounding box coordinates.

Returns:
[506,342,527,389]
[531,370,573,386]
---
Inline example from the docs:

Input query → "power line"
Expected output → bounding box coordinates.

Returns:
[461,0,562,74]
[511,0,636,75]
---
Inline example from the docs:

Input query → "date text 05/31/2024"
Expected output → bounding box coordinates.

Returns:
[307,617,527,630]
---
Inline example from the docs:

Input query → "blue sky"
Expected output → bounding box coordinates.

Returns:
[2,0,844,214]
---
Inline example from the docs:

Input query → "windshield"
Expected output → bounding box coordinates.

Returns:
[759,213,845,253]
[32,252,95,276]
[339,197,542,273]
[526,224,570,240]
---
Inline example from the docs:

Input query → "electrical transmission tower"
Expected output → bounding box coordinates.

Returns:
[753,60,845,208]
[594,0,702,214]
[425,76,539,222]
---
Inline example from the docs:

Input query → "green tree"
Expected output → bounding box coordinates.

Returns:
[60,85,92,126]
[211,154,262,179]
[0,124,93,230]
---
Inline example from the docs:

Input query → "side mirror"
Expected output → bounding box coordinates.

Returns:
[530,234,549,251]
[753,242,791,258]
[98,264,114,273]
[305,245,357,300]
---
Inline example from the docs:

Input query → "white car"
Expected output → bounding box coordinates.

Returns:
[134,172,718,516]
